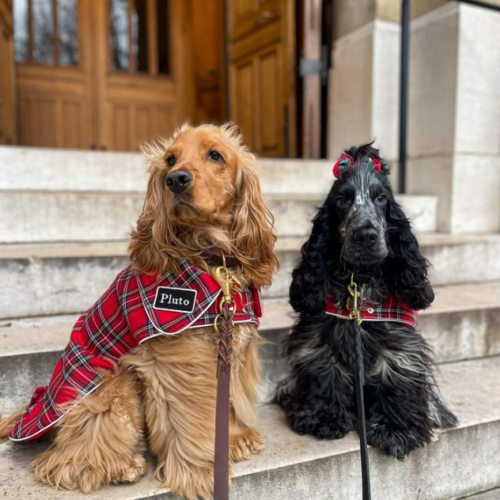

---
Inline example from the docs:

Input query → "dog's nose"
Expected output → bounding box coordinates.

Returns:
[166,170,193,193]
[354,227,378,246]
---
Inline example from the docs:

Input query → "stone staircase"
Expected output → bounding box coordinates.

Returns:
[1,146,500,499]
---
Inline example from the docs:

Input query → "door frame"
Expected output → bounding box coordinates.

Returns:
[0,0,17,145]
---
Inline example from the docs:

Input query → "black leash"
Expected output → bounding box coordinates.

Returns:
[348,274,372,500]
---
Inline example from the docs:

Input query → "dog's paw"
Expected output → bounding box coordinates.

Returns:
[287,400,354,440]
[230,427,264,462]
[366,423,430,460]
[32,449,147,492]
[111,455,148,484]
[32,450,105,493]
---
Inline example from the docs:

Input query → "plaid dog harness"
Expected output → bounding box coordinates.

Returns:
[325,295,418,329]
[10,260,261,442]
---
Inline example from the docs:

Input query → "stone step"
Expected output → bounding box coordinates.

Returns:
[0,146,334,194]
[462,491,500,500]
[1,357,499,500]
[0,191,322,241]
[1,281,500,415]
[0,189,436,243]
[1,233,500,319]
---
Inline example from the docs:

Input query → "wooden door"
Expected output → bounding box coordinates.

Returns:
[227,0,296,157]
[0,0,17,145]
[93,0,188,151]
[13,0,93,148]
[11,0,187,151]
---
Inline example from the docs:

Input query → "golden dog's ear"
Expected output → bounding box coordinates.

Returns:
[231,153,279,288]
[129,157,171,275]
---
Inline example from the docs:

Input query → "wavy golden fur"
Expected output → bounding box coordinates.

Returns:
[129,122,278,288]
[0,123,277,499]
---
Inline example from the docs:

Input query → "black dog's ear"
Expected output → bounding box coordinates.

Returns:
[385,200,434,310]
[289,202,332,315]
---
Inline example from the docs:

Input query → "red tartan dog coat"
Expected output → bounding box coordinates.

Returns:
[325,295,419,330]
[11,260,262,442]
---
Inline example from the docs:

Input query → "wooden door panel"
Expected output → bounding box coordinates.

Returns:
[153,106,177,141]
[136,106,153,146]
[17,89,90,148]
[106,101,178,151]
[36,99,58,147]
[62,101,84,149]
[231,60,255,151]
[230,0,280,42]
[228,0,295,157]
[110,105,130,152]
[258,47,281,153]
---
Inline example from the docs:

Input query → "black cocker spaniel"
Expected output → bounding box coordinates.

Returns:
[277,144,457,459]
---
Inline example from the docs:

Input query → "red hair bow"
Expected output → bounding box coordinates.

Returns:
[333,153,382,178]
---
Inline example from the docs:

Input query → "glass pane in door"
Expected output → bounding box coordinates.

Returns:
[110,0,129,71]
[157,0,169,75]
[32,0,55,64]
[58,0,79,66]
[13,0,28,62]
[132,0,149,72]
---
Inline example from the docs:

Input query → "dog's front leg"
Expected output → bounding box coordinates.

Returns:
[365,342,435,459]
[229,326,264,462]
[279,363,356,440]
[278,317,357,440]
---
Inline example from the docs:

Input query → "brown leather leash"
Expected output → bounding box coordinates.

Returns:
[213,255,238,500]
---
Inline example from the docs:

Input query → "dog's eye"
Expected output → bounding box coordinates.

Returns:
[208,150,223,162]
[336,197,350,209]
[375,194,387,205]
[166,155,176,167]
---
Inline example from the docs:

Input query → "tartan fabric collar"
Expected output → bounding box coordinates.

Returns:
[132,259,261,340]
[325,294,419,330]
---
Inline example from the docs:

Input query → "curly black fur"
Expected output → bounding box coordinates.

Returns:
[278,145,457,459]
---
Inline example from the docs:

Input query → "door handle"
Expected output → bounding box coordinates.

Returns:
[256,11,277,24]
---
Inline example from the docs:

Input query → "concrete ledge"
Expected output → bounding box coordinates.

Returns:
[1,357,499,500]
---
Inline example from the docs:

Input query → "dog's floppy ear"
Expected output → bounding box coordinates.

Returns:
[231,152,279,289]
[290,201,332,315]
[129,159,171,275]
[385,199,434,310]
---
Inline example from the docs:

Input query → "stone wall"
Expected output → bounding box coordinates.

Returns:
[327,0,500,233]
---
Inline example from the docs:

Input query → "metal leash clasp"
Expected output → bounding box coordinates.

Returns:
[347,273,364,326]
[213,253,239,333]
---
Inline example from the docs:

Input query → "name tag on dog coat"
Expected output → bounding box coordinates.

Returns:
[153,287,197,313]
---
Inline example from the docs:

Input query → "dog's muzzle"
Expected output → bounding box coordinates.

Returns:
[343,222,388,265]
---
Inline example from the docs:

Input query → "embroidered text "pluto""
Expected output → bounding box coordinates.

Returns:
[153,287,197,313]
